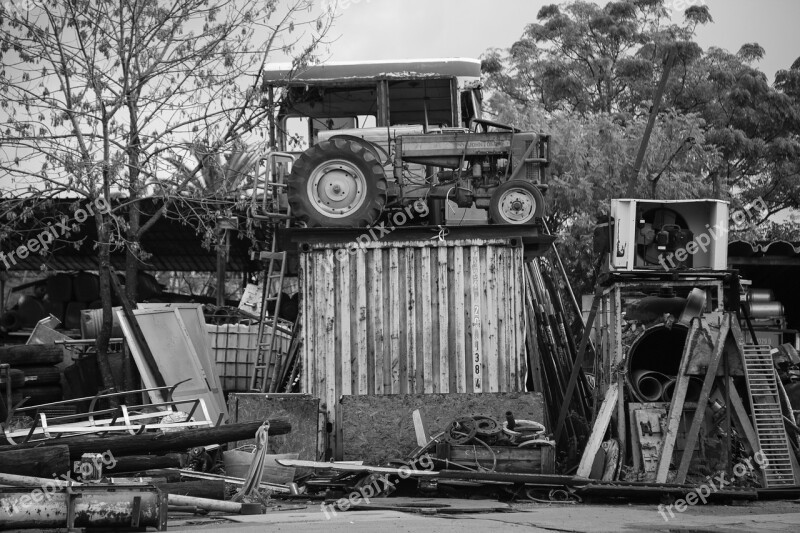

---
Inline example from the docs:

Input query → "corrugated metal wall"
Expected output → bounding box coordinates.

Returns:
[300,238,527,425]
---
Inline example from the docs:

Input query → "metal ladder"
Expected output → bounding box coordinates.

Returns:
[248,151,295,392]
[249,249,289,392]
[741,345,798,487]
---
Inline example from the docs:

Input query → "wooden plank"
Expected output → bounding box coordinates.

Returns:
[469,246,483,393]
[577,382,619,478]
[448,444,554,474]
[485,247,499,392]
[515,249,527,390]
[405,248,417,393]
[388,248,401,393]
[496,250,508,392]
[675,315,730,483]
[723,377,760,455]
[303,254,315,394]
[324,249,337,429]
[311,254,324,400]
[599,292,609,406]
[503,248,514,390]
[437,246,449,393]
[628,404,642,473]
[109,272,166,391]
[509,248,528,391]
[611,286,625,477]
[355,251,368,396]
[338,252,351,397]
[412,409,428,447]
[453,247,466,393]
[420,247,433,393]
[655,318,704,483]
[369,251,384,395]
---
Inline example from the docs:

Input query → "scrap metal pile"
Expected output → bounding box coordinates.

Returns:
[0,293,296,528]
[523,259,593,466]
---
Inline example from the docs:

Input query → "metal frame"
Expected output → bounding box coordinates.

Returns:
[250,152,296,221]
[2,384,221,444]
[578,274,727,479]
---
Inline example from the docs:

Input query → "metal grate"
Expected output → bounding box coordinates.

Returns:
[742,345,798,487]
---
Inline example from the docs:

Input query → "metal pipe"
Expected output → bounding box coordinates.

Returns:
[0,483,166,529]
[744,301,784,318]
[0,472,242,514]
[660,377,702,402]
[632,370,665,402]
[747,288,774,303]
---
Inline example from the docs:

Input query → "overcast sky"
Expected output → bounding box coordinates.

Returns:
[317,0,800,82]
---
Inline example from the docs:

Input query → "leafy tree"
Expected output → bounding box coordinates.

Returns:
[484,0,800,218]
[0,0,331,388]
[675,47,800,215]
[483,0,800,293]
[482,0,711,117]
[495,104,717,294]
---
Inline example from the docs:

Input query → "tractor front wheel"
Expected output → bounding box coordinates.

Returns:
[288,138,387,227]
[488,180,545,224]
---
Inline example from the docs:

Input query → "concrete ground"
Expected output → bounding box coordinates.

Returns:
[168,499,800,532]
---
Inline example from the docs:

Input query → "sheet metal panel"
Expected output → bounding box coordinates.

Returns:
[300,238,526,427]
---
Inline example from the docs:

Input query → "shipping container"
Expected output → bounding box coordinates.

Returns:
[300,237,527,427]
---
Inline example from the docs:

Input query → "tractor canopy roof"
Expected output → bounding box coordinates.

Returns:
[262,57,481,89]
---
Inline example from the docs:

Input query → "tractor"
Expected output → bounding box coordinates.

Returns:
[253,58,550,228]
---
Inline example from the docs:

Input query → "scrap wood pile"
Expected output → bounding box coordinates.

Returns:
[0,295,304,528]
[0,416,293,528]
[523,259,593,465]
[285,412,572,504]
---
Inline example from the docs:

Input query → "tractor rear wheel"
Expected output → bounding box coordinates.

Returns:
[288,138,387,227]
[489,180,545,224]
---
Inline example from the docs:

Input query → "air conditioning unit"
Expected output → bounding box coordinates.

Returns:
[607,199,729,271]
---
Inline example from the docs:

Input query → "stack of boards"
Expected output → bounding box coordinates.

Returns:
[0,344,64,417]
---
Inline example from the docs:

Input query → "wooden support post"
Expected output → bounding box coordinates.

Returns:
[717,378,760,456]
[612,287,626,469]
[412,409,429,447]
[675,314,730,483]
[577,382,618,478]
[107,267,167,391]
[655,318,704,483]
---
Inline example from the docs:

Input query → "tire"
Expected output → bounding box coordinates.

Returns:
[489,180,545,224]
[288,138,387,227]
